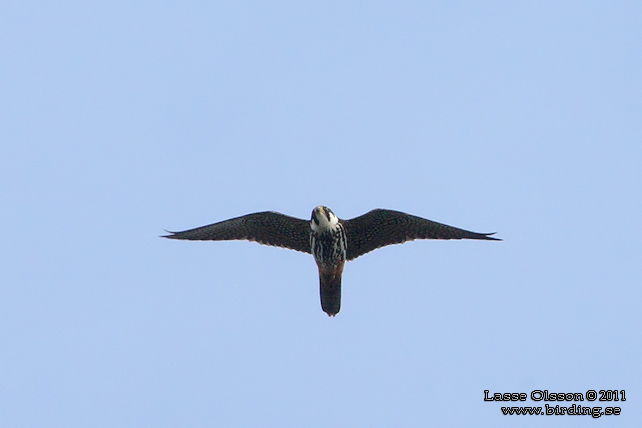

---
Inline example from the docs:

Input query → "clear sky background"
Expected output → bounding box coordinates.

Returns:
[2,2,641,427]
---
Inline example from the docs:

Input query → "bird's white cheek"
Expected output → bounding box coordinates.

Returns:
[328,213,339,227]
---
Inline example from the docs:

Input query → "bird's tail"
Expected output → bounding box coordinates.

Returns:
[319,263,344,317]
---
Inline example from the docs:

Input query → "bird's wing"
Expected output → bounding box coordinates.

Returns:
[163,211,311,254]
[342,209,500,261]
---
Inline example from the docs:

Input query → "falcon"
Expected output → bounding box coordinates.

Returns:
[163,206,500,316]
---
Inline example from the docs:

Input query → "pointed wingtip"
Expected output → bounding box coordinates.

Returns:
[160,229,178,239]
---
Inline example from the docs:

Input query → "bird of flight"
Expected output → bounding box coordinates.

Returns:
[163,206,500,316]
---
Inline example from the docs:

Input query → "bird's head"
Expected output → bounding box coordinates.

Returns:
[311,206,339,232]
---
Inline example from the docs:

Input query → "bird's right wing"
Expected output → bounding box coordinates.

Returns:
[163,211,312,254]
[343,209,500,261]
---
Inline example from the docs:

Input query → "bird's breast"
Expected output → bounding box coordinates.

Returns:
[310,224,347,267]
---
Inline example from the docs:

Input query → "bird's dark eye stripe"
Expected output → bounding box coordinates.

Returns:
[323,208,331,222]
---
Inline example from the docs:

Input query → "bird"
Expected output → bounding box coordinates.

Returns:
[163,206,500,316]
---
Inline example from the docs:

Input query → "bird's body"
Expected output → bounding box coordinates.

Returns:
[310,207,347,315]
[164,206,500,316]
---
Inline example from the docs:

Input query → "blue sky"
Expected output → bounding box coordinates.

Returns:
[2,2,641,427]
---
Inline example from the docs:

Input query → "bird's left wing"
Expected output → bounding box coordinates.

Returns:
[163,211,311,254]
[342,209,500,261]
